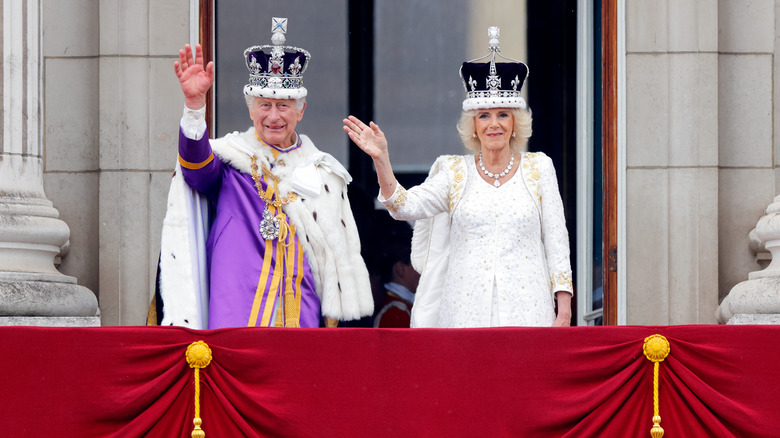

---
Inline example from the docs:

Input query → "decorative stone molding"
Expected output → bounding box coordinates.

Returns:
[718,195,780,324]
[0,0,98,326]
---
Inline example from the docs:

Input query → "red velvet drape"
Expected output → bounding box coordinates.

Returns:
[3,325,779,437]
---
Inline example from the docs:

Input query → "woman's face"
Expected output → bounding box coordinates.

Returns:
[249,97,305,148]
[474,108,514,152]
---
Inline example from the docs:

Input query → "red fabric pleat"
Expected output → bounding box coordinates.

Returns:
[2,325,779,437]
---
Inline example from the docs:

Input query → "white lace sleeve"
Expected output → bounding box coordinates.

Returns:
[378,155,456,221]
[180,105,207,140]
[538,154,574,294]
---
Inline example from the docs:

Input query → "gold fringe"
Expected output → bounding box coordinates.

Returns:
[146,294,158,326]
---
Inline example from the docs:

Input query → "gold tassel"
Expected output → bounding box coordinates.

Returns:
[270,215,302,328]
[283,293,299,327]
[273,220,285,328]
[186,341,213,438]
[275,292,284,327]
[284,224,300,328]
[251,159,302,328]
[643,334,670,438]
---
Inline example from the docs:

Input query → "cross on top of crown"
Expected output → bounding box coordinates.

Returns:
[271,17,287,45]
[272,17,287,34]
[488,26,500,52]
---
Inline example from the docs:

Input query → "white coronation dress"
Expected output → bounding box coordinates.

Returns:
[380,152,573,328]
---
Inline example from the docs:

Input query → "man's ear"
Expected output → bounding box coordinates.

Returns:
[247,99,255,121]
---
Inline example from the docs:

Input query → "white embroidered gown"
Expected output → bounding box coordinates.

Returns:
[381,152,572,328]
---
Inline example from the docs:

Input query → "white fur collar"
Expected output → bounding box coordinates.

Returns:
[210,127,351,199]
[210,127,317,175]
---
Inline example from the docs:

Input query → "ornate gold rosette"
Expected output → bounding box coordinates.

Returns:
[186,341,213,369]
[643,334,670,363]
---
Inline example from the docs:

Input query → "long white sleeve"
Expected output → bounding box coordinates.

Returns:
[180,105,207,140]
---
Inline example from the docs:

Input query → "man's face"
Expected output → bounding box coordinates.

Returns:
[248,97,305,148]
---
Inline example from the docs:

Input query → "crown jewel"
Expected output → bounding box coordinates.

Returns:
[243,17,311,100]
[460,26,529,111]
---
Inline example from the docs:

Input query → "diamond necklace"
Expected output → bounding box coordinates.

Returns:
[251,156,297,241]
[478,152,514,187]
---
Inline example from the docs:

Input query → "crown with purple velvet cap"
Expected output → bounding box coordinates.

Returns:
[243,17,311,100]
[459,26,529,111]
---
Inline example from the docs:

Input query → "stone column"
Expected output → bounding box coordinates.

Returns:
[0,0,98,326]
[625,0,720,324]
[717,195,780,324]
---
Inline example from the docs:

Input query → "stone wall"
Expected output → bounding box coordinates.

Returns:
[42,0,190,325]
[1,0,98,325]
[624,0,777,324]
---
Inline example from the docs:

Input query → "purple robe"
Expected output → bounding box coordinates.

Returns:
[178,128,321,328]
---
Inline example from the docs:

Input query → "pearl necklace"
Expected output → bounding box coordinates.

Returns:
[478,152,514,187]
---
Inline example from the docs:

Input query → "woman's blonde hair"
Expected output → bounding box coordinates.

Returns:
[456,107,532,153]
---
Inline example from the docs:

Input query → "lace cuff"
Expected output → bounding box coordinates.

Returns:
[180,105,207,140]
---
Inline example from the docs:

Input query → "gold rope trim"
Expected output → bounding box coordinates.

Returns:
[178,153,214,170]
[249,156,302,327]
[249,218,277,327]
[643,334,670,438]
[186,341,213,438]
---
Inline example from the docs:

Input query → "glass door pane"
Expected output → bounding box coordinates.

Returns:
[576,0,603,326]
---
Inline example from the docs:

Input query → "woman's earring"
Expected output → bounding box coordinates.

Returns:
[472,133,477,138]
[511,132,517,138]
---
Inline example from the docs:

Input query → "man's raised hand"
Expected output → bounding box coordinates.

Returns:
[174,43,214,110]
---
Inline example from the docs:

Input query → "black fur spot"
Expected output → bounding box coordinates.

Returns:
[341,219,346,228]
[337,282,342,291]
[306,234,310,242]
[341,192,345,199]
[184,319,189,323]
[312,211,317,221]
[324,184,330,193]
[171,253,176,259]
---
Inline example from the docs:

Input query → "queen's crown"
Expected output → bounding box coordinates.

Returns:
[459,26,529,111]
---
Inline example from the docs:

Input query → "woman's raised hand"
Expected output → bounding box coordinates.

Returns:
[174,44,215,110]
[343,115,397,197]
[343,116,389,161]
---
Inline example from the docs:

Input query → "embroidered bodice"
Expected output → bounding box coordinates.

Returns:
[380,152,572,327]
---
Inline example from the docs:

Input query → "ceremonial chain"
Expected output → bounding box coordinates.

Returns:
[251,155,297,241]
[479,152,514,187]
